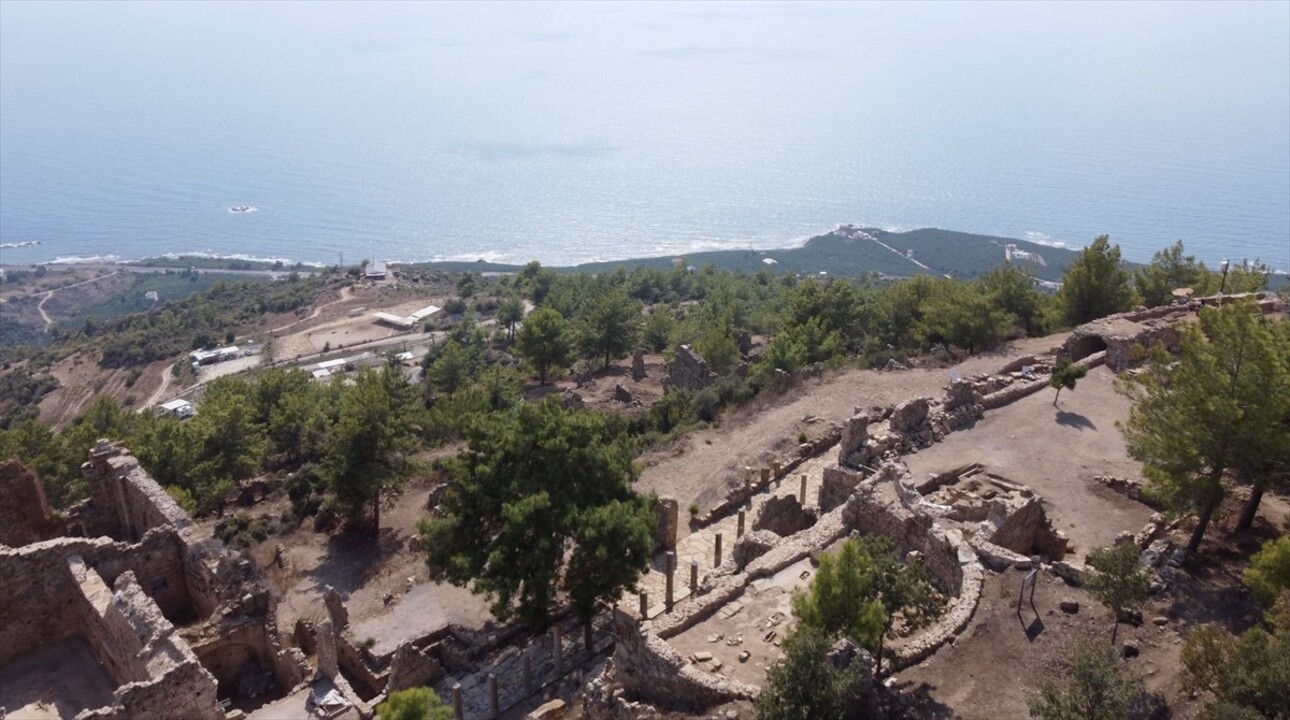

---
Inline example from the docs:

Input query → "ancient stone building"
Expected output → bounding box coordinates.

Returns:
[0,441,304,720]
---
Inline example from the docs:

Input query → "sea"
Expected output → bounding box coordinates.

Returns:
[1,1,1288,271]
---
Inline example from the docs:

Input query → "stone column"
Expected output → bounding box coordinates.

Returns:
[488,673,499,716]
[690,560,699,594]
[760,467,770,484]
[714,533,723,567]
[639,591,649,620]
[743,470,751,496]
[553,625,564,675]
[800,474,808,505]
[665,551,675,611]
[315,619,338,679]
[452,683,464,720]
[737,510,746,538]
[773,462,782,478]
[523,650,533,691]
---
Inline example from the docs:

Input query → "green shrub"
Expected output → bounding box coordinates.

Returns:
[1245,536,1290,607]
[376,688,452,720]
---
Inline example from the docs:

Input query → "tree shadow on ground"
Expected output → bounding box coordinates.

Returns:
[305,526,405,597]
[1166,525,1271,635]
[1054,409,1096,430]
[881,680,957,720]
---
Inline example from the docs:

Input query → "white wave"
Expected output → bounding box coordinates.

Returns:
[1023,231,1070,249]
[48,254,123,264]
[153,251,317,266]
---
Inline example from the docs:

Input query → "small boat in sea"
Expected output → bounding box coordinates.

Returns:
[228,205,258,214]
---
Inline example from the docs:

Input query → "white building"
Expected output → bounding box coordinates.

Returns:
[159,399,195,419]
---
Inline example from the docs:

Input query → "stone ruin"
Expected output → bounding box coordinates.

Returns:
[0,441,305,720]
[1060,292,1284,372]
[838,379,984,471]
[667,344,716,391]
[580,341,1147,719]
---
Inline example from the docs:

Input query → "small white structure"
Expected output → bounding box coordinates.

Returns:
[373,312,415,330]
[159,399,195,419]
[409,304,441,321]
[313,358,349,373]
[190,345,241,366]
[365,261,387,279]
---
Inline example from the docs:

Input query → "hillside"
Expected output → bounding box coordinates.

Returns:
[432,226,1087,281]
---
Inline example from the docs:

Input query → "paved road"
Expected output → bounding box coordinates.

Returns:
[0,262,316,280]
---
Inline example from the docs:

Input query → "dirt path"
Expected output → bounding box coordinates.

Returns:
[36,291,54,329]
[637,334,1068,528]
[141,363,175,410]
[33,271,121,331]
[266,284,353,335]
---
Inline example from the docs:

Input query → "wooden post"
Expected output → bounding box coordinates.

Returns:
[714,533,723,567]
[737,510,746,538]
[800,474,808,505]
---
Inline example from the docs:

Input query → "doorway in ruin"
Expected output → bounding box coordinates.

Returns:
[192,628,285,713]
[1065,334,1107,362]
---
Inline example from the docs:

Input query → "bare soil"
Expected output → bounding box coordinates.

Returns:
[636,334,1069,534]
[903,364,1154,556]
[243,477,494,656]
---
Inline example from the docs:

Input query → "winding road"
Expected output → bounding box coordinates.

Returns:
[33,270,121,332]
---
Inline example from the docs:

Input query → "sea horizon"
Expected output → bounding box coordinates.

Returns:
[3,2,1287,273]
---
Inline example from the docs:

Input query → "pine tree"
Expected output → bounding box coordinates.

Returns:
[1119,301,1290,552]
[1057,235,1136,325]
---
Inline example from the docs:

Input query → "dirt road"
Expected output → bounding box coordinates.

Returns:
[32,270,121,331]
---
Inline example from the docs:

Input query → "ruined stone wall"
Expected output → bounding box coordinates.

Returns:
[91,528,197,625]
[0,458,62,546]
[70,557,153,685]
[610,609,758,710]
[82,441,193,543]
[63,560,223,720]
[0,538,95,666]
[652,497,679,552]
[0,528,217,672]
[667,345,715,391]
